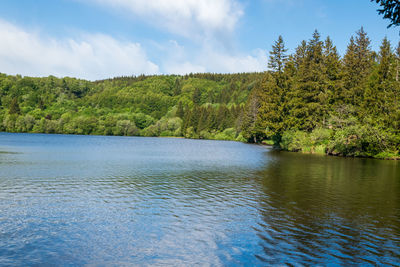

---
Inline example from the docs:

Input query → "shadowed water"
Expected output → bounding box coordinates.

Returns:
[0,133,399,266]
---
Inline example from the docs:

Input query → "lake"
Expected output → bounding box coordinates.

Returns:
[0,132,399,266]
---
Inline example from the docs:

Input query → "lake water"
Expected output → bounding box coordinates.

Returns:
[0,132,399,266]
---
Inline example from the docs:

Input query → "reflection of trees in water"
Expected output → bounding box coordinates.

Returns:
[254,151,400,265]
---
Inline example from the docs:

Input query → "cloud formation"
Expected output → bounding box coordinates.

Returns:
[0,19,266,80]
[0,20,159,80]
[87,0,243,40]
[160,40,267,75]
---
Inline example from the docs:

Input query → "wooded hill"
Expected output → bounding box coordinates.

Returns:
[242,28,400,159]
[1,28,399,159]
[0,72,262,141]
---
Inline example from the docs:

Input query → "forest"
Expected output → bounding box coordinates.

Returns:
[0,28,399,159]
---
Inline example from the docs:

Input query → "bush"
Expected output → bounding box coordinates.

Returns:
[199,130,212,139]
[214,128,237,141]
[374,151,400,160]
[235,133,247,142]
[310,128,332,146]
[280,130,311,152]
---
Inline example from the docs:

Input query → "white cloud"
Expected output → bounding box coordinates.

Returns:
[161,40,267,74]
[198,47,267,73]
[86,0,243,40]
[0,20,159,80]
[0,19,266,80]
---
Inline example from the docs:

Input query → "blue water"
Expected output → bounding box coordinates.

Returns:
[0,133,399,266]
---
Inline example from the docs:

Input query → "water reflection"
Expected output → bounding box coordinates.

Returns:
[255,151,400,265]
[0,133,399,266]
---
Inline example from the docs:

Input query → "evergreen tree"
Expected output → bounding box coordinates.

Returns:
[176,101,184,118]
[192,88,201,105]
[323,36,341,82]
[173,78,182,96]
[377,37,393,81]
[255,35,290,141]
[342,28,373,107]
[371,0,400,28]
[287,30,328,131]
[206,106,218,130]
[256,74,284,140]
[364,37,396,124]
[293,40,307,71]
[242,85,263,142]
[197,106,209,134]
[396,41,400,82]
[323,36,341,109]
[268,35,288,73]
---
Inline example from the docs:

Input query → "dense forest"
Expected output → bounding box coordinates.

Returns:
[243,28,400,159]
[0,28,399,159]
[0,71,262,141]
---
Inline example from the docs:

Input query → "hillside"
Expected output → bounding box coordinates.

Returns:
[0,72,263,141]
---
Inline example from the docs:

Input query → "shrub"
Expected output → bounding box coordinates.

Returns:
[280,130,311,152]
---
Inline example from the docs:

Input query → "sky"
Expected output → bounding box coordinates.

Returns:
[0,0,398,80]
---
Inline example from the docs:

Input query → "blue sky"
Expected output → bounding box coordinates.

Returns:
[0,0,398,80]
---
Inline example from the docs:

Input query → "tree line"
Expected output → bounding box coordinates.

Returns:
[0,27,398,159]
[242,28,399,159]
[0,72,262,141]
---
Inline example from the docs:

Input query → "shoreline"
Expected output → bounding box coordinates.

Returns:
[1,131,398,160]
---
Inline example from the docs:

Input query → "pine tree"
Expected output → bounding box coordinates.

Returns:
[371,0,400,28]
[364,37,395,123]
[242,86,263,142]
[206,106,218,130]
[176,101,184,118]
[190,105,200,132]
[323,36,341,83]
[173,78,182,96]
[396,41,400,82]
[256,74,285,140]
[323,36,341,119]
[197,106,209,134]
[287,30,328,131]
[293,40,307,71]
[342,27,373,107]
[254,36,290,141]
[268,35,288,73]
[377,37,393,81]
[192,88,201,105]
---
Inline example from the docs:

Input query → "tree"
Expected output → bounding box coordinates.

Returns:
[287,30,328,131]
[192,88,201,105]
[256,74,285,141]
[371,0,400,28]
[242,86,263,142]
[173,78,182,96]
[396,41,400,81]
[268,35,288,73]
[255,36,290,141]
[342,28,373,106]
[377,37,393,81]
[323,36,341,108]
[9,97,20,115]
[176,101,184,118]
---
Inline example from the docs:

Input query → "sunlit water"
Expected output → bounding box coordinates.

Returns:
[0,132,399,266]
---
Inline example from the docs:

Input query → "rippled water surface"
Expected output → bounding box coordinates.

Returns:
[0,133,399,266]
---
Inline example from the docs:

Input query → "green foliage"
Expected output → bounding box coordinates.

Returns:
[280,130,311,152]
[0,28,399,160]
[249,29,400,159]
[214,128,237,141]
[9,98,20,115]
[372,0,400,28]
[0,73,263,141]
